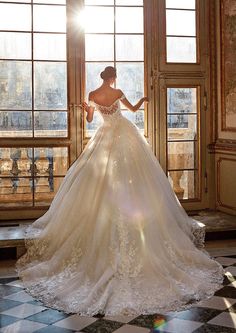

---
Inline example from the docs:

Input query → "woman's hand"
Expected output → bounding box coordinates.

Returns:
[82,101,95,123]
[141,97,149,103]
[82,102,90,113]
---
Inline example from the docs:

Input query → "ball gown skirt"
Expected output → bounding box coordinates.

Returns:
[16,96,224,316]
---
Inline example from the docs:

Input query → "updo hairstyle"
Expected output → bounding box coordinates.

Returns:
[100,66,117,80]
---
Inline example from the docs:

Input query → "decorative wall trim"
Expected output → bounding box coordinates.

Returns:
[217,157,236,211]
[221,0,236,132]
[208,140,236,153]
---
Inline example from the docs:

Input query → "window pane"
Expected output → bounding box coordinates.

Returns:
[0,147,32,175]
[167,37,196,63]
[0,111,32,137]
[116,0,143,5]
[1,0,30,2]
[0,178,33,207]
[34,177,63,206]
[34,111,67,137]
[34,147,68,176]
[0,4,31,31]
[168,170,198,199]
[84,7,114,33]
[85,111,103,137]
[34,62,67,110]
[34,33,66,60]
[0,32,31,60]
[33,5,66,32]
[116,7,143,33]
[0,61,32,110]
[122,110,144,133]
[85,35,114,61]
[168,141,198,169]
[33,147,68,205]
[168,114,197,140]
[116,35,144,61]
[0,147,33,207]
[33,0,66,4]
[116,63,144,104]
[85,0,114,5]
[86,62,114,97]
[166,0,195,9]
[166,10,196,36]
[167,88,197,114]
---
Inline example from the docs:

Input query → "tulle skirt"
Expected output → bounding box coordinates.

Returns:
[16,113,224,316]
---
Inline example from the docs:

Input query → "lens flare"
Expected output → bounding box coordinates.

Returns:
[153,316,166,331]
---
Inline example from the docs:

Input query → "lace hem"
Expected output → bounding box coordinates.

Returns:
[17,230,225,317]
[18,268,224,317]
[191,219,206,248]
[16,218,224,317]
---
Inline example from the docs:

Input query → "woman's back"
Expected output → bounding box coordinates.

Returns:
[89,87,122,107]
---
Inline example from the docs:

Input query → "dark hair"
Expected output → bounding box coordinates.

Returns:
[100,66,117,80]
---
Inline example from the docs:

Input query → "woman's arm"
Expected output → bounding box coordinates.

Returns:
[119,91,149,112]
[82,93,95,123]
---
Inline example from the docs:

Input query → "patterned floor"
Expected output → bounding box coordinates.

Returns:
[1,256,236,332]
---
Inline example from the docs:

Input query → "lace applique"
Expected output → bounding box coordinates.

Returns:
[109,214,142,279]
[61,242,83,278]
[191,220,205,248]
[98,102,119,115]
[17,236,49,268]
[90,94,126,116]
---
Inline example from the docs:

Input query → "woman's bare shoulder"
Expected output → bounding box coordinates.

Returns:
[88,90,97,101]
[113,88,124,98]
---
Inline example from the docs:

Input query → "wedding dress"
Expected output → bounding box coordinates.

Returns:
[16,94,224,316]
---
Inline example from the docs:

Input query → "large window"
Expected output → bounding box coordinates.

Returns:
[83,0,145,137]
[0,0,69,210]
[0,0,210,216]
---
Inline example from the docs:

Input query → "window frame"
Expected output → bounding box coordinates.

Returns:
[0,0,78,220]
[159,78,207,207]
[82,1,148,144]
[159,0,204,72]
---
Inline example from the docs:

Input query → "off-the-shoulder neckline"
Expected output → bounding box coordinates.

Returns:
[90,95,124,108]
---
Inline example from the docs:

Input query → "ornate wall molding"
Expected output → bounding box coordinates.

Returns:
[208,139,236,153]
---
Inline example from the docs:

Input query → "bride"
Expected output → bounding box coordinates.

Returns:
[16,66,224,316]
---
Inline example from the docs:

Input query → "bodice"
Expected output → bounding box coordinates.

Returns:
[89,94,126,121]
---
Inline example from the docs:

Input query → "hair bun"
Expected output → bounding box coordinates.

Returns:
[100,66,116,81]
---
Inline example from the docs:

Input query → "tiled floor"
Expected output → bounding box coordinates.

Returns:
[1,257,236,332]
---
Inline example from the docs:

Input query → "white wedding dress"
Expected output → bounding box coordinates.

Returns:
[16,94,224,316]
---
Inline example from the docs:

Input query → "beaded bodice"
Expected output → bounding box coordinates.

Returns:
[89,94,126,120]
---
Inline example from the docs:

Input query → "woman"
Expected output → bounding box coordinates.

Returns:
[17,66,224,316]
